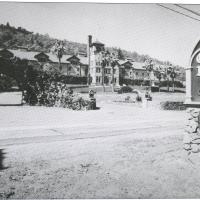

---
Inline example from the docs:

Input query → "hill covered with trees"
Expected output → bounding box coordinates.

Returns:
[0,22,183,69]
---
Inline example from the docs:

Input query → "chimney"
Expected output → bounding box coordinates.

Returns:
[87,35,92,85]
[88,35,92,47]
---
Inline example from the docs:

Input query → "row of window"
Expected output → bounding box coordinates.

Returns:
[130,71,145,76]
[96,76,117,83]
[96,68,117,74]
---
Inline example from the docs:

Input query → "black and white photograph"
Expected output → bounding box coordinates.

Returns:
[0,0,200,199]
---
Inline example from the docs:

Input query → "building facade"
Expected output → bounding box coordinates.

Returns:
[1,36,161,87]
[87,36,120,87]
[0,48,88,77]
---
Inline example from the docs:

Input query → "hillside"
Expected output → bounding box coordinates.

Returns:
[0,22,183,69]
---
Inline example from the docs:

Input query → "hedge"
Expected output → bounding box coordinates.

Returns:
[119,78,184,88]
[59,75,87,85]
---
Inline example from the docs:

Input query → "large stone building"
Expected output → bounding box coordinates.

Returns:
[87,35,148,88]
[0,36,153,87]
[0,48,88,77]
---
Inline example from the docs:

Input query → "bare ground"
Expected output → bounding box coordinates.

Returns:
[1,92,200,199]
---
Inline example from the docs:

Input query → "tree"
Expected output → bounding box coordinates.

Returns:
[170,69,177,92]
[101,55,107,92]
[145,58,154,87]
[100,51,117,92]
[6,22,10,27]
[117,48,125,60]
[156,71,162,91]
[163,66,172,92]
[51,40,66,71]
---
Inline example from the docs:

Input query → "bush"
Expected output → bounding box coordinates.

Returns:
[119,78,150,86]
[0,74,18,91]
[119,77,184,88]
[118,86,133,94]
[23,69,90,110]
[160,101,186,110]
[59,75,87,85]
[160,80,184,88]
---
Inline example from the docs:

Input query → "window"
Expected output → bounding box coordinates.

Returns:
[96,76,101,83]
[142,73,144,76]
[96,67,101,73]
[105,69,111,74]
[113,69,116,74]
[136,72,138,76]
[96,61,100,66]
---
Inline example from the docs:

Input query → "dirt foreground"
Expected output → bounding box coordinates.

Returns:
[1,92,200,199]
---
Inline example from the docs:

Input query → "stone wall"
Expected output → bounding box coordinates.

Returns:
[184,108,200,154]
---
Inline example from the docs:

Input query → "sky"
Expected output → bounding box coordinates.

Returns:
[1,3,200,67]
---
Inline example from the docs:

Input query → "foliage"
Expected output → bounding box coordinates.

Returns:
[59,75,87,85]
[0,74,17,91]
[0,23,184,70]
[23,69,90,110]
[51,41,66,70]
[117,48,125,60]
[160,80,184,88]
[119,77,184,88]
[160,101,186,110]
[118,86,133,94]
[0,23,86,54]
[119,78,150,86]
[0,22,185,82]
[0,56,28,90]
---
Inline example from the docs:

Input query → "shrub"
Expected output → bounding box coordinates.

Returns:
[119,78,150,86]
[118,86,133,94]
[59,75,87,85]
[0,74,18,91]
[160,101,186,110]
[23,69,90,110]
[160,80,184,88]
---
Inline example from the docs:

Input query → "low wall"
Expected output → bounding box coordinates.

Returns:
[68,85,114,93]
[89,86,113,93]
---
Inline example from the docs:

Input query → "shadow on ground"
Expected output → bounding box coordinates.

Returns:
[0,149,8,171]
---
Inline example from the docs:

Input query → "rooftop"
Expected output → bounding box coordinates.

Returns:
[0,49,88,65]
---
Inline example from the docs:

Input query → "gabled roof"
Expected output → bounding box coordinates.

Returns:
[66,55,80,62]
[132,62,146,70]
[92,40,104,46]
[34,52,50,60]
[9,49,38,61]
[78,56,88,65]
[46,53,71,64]
[117,60,132,66]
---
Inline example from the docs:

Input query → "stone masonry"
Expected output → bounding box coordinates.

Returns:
[184,108,200,154]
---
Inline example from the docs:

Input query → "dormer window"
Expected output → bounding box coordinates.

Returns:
[34,52,49,62]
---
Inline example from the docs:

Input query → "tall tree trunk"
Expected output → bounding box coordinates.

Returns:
[59,58,62,71]
[172,78,175,92]
[167,78,170,92]
[111,67,114,93]
[102,67,105,92]
[79,65,81,77]
[158,79,161,92]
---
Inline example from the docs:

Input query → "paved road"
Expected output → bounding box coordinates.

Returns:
[0,118,183,147]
